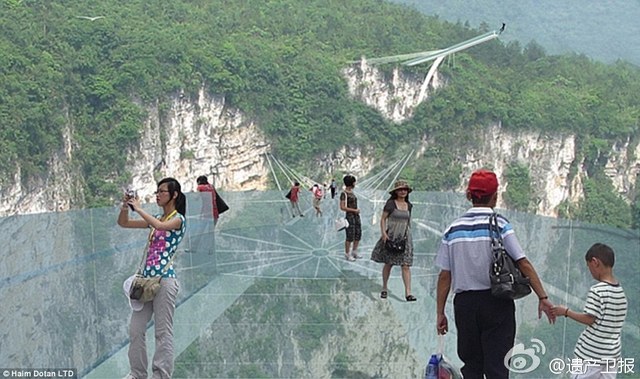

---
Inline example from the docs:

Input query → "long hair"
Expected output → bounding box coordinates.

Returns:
[389,191,411,202]
[158,177,186,216]
[389,191,412,210]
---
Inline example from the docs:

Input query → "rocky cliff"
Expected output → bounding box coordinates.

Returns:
[343,61,640,217]
[127,88,271,199]
[0,89,272,216]
[1,64,638,218]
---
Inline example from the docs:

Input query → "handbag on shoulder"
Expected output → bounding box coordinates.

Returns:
[216,192,229,214]
[488,213,532,300]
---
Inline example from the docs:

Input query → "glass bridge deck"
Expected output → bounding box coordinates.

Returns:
[1,190,638,378]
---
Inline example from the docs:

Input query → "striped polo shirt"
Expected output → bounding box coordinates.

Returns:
[574,281,627,363]
[435,207,526,294]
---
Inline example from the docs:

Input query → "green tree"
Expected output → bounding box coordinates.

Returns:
[503,163,533,212]
[577,174,632,228]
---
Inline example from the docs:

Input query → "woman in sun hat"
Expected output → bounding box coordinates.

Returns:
[370,180,416,302]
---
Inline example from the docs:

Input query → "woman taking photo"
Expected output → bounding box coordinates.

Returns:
[370,180,416,302]
[118,177,187,379]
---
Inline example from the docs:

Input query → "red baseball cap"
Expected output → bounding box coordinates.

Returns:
[467,169,499,196]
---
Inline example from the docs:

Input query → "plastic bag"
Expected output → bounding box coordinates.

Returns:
[335,218,349,231]
[429,335,462,379]
[438,355,461,379]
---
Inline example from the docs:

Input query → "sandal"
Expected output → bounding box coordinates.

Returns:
[380,290,388,299]
[405,295,417,302]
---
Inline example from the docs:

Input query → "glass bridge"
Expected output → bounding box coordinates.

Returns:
[1,188,638,378]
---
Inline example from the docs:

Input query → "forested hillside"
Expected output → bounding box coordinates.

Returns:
[1,0,639,228]
[392,0,640,65]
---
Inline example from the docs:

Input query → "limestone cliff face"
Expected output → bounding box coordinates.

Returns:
[1,67,638,218]
[0,88,376,216]
[126,88,272,203]
[604,138,640,199]
[317,146,376,178]
[457,124,585,216]
[342,59,444,123]
[0,122,84,215]
[343,62,639,217]
[0,90,274,216]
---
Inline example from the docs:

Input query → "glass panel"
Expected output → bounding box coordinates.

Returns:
[1,191,637,378]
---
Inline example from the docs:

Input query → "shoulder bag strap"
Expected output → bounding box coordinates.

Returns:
[136,239,152,275]
[136,210,179,275]
[488,213,504,248]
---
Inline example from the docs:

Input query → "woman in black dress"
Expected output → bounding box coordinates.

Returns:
[370,180,416,301]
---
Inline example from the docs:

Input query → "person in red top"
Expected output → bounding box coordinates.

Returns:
[196,175,219,223]
[288,182,304,217]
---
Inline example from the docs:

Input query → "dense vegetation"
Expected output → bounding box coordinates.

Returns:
[1,0,639,228]
[503,163,534,212]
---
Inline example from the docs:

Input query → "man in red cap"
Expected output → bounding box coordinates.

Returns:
[434,169,556,378]
[466,169,499,198]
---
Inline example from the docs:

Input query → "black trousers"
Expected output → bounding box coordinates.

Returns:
[453,290,515,379]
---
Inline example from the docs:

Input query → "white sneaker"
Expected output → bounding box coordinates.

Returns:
[345,254,356,262]
[352,250,362,259]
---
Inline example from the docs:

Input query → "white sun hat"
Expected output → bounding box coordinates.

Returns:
[123,275,144,312]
